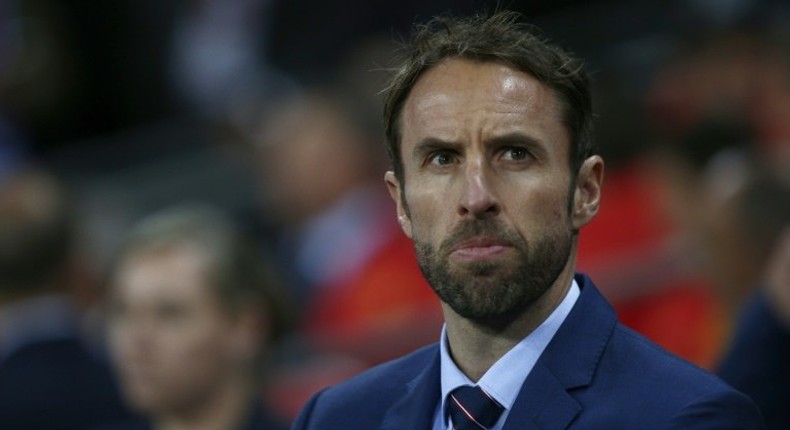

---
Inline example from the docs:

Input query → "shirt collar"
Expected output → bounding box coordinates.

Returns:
[439,278,580,425]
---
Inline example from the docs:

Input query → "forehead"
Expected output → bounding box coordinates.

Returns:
[400,58,566,146]
[114,245,214,303]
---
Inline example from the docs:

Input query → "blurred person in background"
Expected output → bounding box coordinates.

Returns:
[638,27,790,366]
[168,0,296,132]
[704,158,790,429]
[642,28,790,424]
[252,90,442,418]
[647,30,790,166]
[0,168,132,429]
[106,205,291,430]
[694,145,790,319]
[718,227,790,430]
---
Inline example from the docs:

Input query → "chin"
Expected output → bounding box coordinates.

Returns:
[123,383,167,414]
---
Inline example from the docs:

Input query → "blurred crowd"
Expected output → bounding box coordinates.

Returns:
[1,0,789,429]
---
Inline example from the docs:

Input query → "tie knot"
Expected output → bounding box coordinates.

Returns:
[448,385,505,430]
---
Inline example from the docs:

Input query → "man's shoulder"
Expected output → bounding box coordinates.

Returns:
[609,322,728,390]
[323,342,438,400]
[577,322,764,427]
[571,274,738,399]
[552,275,763,427]
[601,322,754,411]
[293,343,438,428]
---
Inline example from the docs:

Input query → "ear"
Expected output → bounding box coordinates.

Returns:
[571,155,604,231]
[384,171,412,239]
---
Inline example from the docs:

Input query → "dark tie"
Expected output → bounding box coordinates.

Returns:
[447,385,505,430]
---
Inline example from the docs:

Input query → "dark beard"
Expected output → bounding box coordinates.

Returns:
[414,219,572,329]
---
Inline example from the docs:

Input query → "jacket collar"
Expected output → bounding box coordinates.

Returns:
[380,346,442,430]
[503,274,617,430]
[379,274,616,430]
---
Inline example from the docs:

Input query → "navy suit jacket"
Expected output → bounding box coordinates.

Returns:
[293,274,764,429]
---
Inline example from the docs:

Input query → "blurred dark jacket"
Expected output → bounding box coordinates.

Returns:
[718,292,790,430]
[0,296,133,430]
[101,403,289,430]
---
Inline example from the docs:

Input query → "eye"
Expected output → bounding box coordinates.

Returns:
[501,147,530,161]
[427,150,457,166]
[155,302,190,323]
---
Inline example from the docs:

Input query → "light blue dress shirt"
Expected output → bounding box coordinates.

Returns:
[432,279,580,430]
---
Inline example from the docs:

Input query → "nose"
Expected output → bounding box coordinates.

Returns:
[114,315,154,356]
[457,158,499,219]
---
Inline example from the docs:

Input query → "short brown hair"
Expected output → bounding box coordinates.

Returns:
[112,205,293,343]
[383,10,595,183]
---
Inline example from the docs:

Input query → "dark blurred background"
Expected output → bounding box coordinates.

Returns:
[3,0,787,271]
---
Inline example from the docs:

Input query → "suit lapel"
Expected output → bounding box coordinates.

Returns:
[377,275,617,430]
[504,274,617,430]
[380,346,441,430]
[503,361,580,430]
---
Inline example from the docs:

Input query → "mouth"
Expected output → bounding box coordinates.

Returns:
[450,237,514,261]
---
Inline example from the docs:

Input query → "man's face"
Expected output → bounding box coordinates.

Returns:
[386,58,590,326]
[108,245,247,415]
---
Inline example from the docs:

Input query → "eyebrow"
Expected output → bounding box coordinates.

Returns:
[411,137,461,161]
[411,132,548,160]
[488,132,544,148]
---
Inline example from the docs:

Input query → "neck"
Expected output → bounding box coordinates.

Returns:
[155,372,255,430]
[443,256,577,382]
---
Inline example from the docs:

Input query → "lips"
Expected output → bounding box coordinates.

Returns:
[450,236,513,260]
